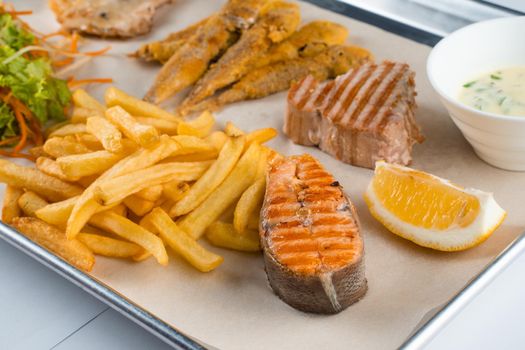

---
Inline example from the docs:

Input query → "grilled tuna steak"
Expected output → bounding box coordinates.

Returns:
[260,154,366,314]
[285,61,424,169]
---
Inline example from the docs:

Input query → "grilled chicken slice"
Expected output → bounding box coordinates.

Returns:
[178,1,300,115]
[186,45,372,115]
[253,20,349,69]
[144,0,270,104]
[49,0,172,38]
[132,17,211,63]
[260,154,366,314]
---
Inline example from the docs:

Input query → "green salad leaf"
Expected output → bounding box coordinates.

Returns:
[0,13,71,141]
[0,13,35,51]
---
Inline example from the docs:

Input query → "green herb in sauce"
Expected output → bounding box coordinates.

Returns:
[458,67,525,116]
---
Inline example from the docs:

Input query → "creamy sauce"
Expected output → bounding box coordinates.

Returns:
[458,67,525,116]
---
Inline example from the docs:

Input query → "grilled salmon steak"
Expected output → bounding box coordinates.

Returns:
[260,154,366,314]
[285,61,424,169]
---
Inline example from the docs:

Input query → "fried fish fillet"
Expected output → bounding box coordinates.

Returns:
[132,17,210,63]
[49,0,172,38]
[253,20,349,68]
[144,0,270,104]
[187,45,373,114]
[178,1,300,115]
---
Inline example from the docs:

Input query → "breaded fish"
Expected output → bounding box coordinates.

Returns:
[253,20,349,68]
[178,1,300,115]
[187,45,372,114]
[132,17,210,63]
[260,154,366,314]
[49,0,172,38]
[144,0,270,104]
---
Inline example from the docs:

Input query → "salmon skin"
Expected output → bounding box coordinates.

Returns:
[260,154,366,314]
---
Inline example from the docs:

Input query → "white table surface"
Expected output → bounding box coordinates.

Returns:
[2,1,524,349]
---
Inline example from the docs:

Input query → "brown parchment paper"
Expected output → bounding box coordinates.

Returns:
[4,1,525,349]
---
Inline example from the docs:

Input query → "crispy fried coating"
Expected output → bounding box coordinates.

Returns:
[188,45,373,114]
[254,20,349,68]
[132,17,210,63]
[144,0,270,104]
[178,1,300,114]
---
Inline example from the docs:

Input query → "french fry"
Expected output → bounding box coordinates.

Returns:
[2,186,23,223]
[132,251,152,262]
[134,117,178,135]
[86,116,123,153]
[233,178,265,234]
[171,135,216,155]
[36,157,72,181]
[90,211,168,266]
[123,195,155,216]
[205,131,228,151]
[48,123,88,138]
[0,160,83,202]
[167,151,218,162]
[247,212,260,230]
[177,142,261,239]
[224,121,244,137]
[76,175,100,188]
[163,181,190,202]
[72,89,105,113]
[75,134,105,151]
[206,221,261,252]
[66,135,179,239]
[57,151,127,179]
[77,233,143,258]
[106,106,159,148]
[246,127,278,145]
[105,86,181,122]
[28,146,48,158]
[36,196,78,228]
[170,137,245,217]
[12,217,95,271]
[176,111,214,138]
[18,191,49,217]
[44,137,91,158]
[71,107,99,123]
[135,185,164,202]
[146,208,223,272]
[96,161,212,205]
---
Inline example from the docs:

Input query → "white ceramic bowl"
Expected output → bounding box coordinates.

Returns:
[427,16,525,171]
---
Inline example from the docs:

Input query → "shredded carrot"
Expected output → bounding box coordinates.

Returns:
[0,4,111,159]
[68,78,113,87]
[0,136,19,147]
[5,10,32,16]
[11,102,28,152]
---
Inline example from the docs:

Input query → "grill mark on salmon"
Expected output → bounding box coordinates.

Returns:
[285,60,424,169]
[260,154,366,314]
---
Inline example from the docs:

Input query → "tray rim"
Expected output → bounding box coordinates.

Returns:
[0,1,522,349]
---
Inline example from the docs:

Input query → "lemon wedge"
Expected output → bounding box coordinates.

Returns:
[364,161,506,251]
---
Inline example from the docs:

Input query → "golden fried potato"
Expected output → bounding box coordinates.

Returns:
[18,191,49,217]
[12,217,95,271]
[146,208,223,272]
[2,186,23,224]
[206,221,261,252]
[0,160,83,202]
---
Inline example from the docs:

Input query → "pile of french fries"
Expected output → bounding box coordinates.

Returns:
[0,87,278,272]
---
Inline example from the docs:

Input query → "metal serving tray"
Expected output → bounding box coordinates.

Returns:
[1,1,524,349]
